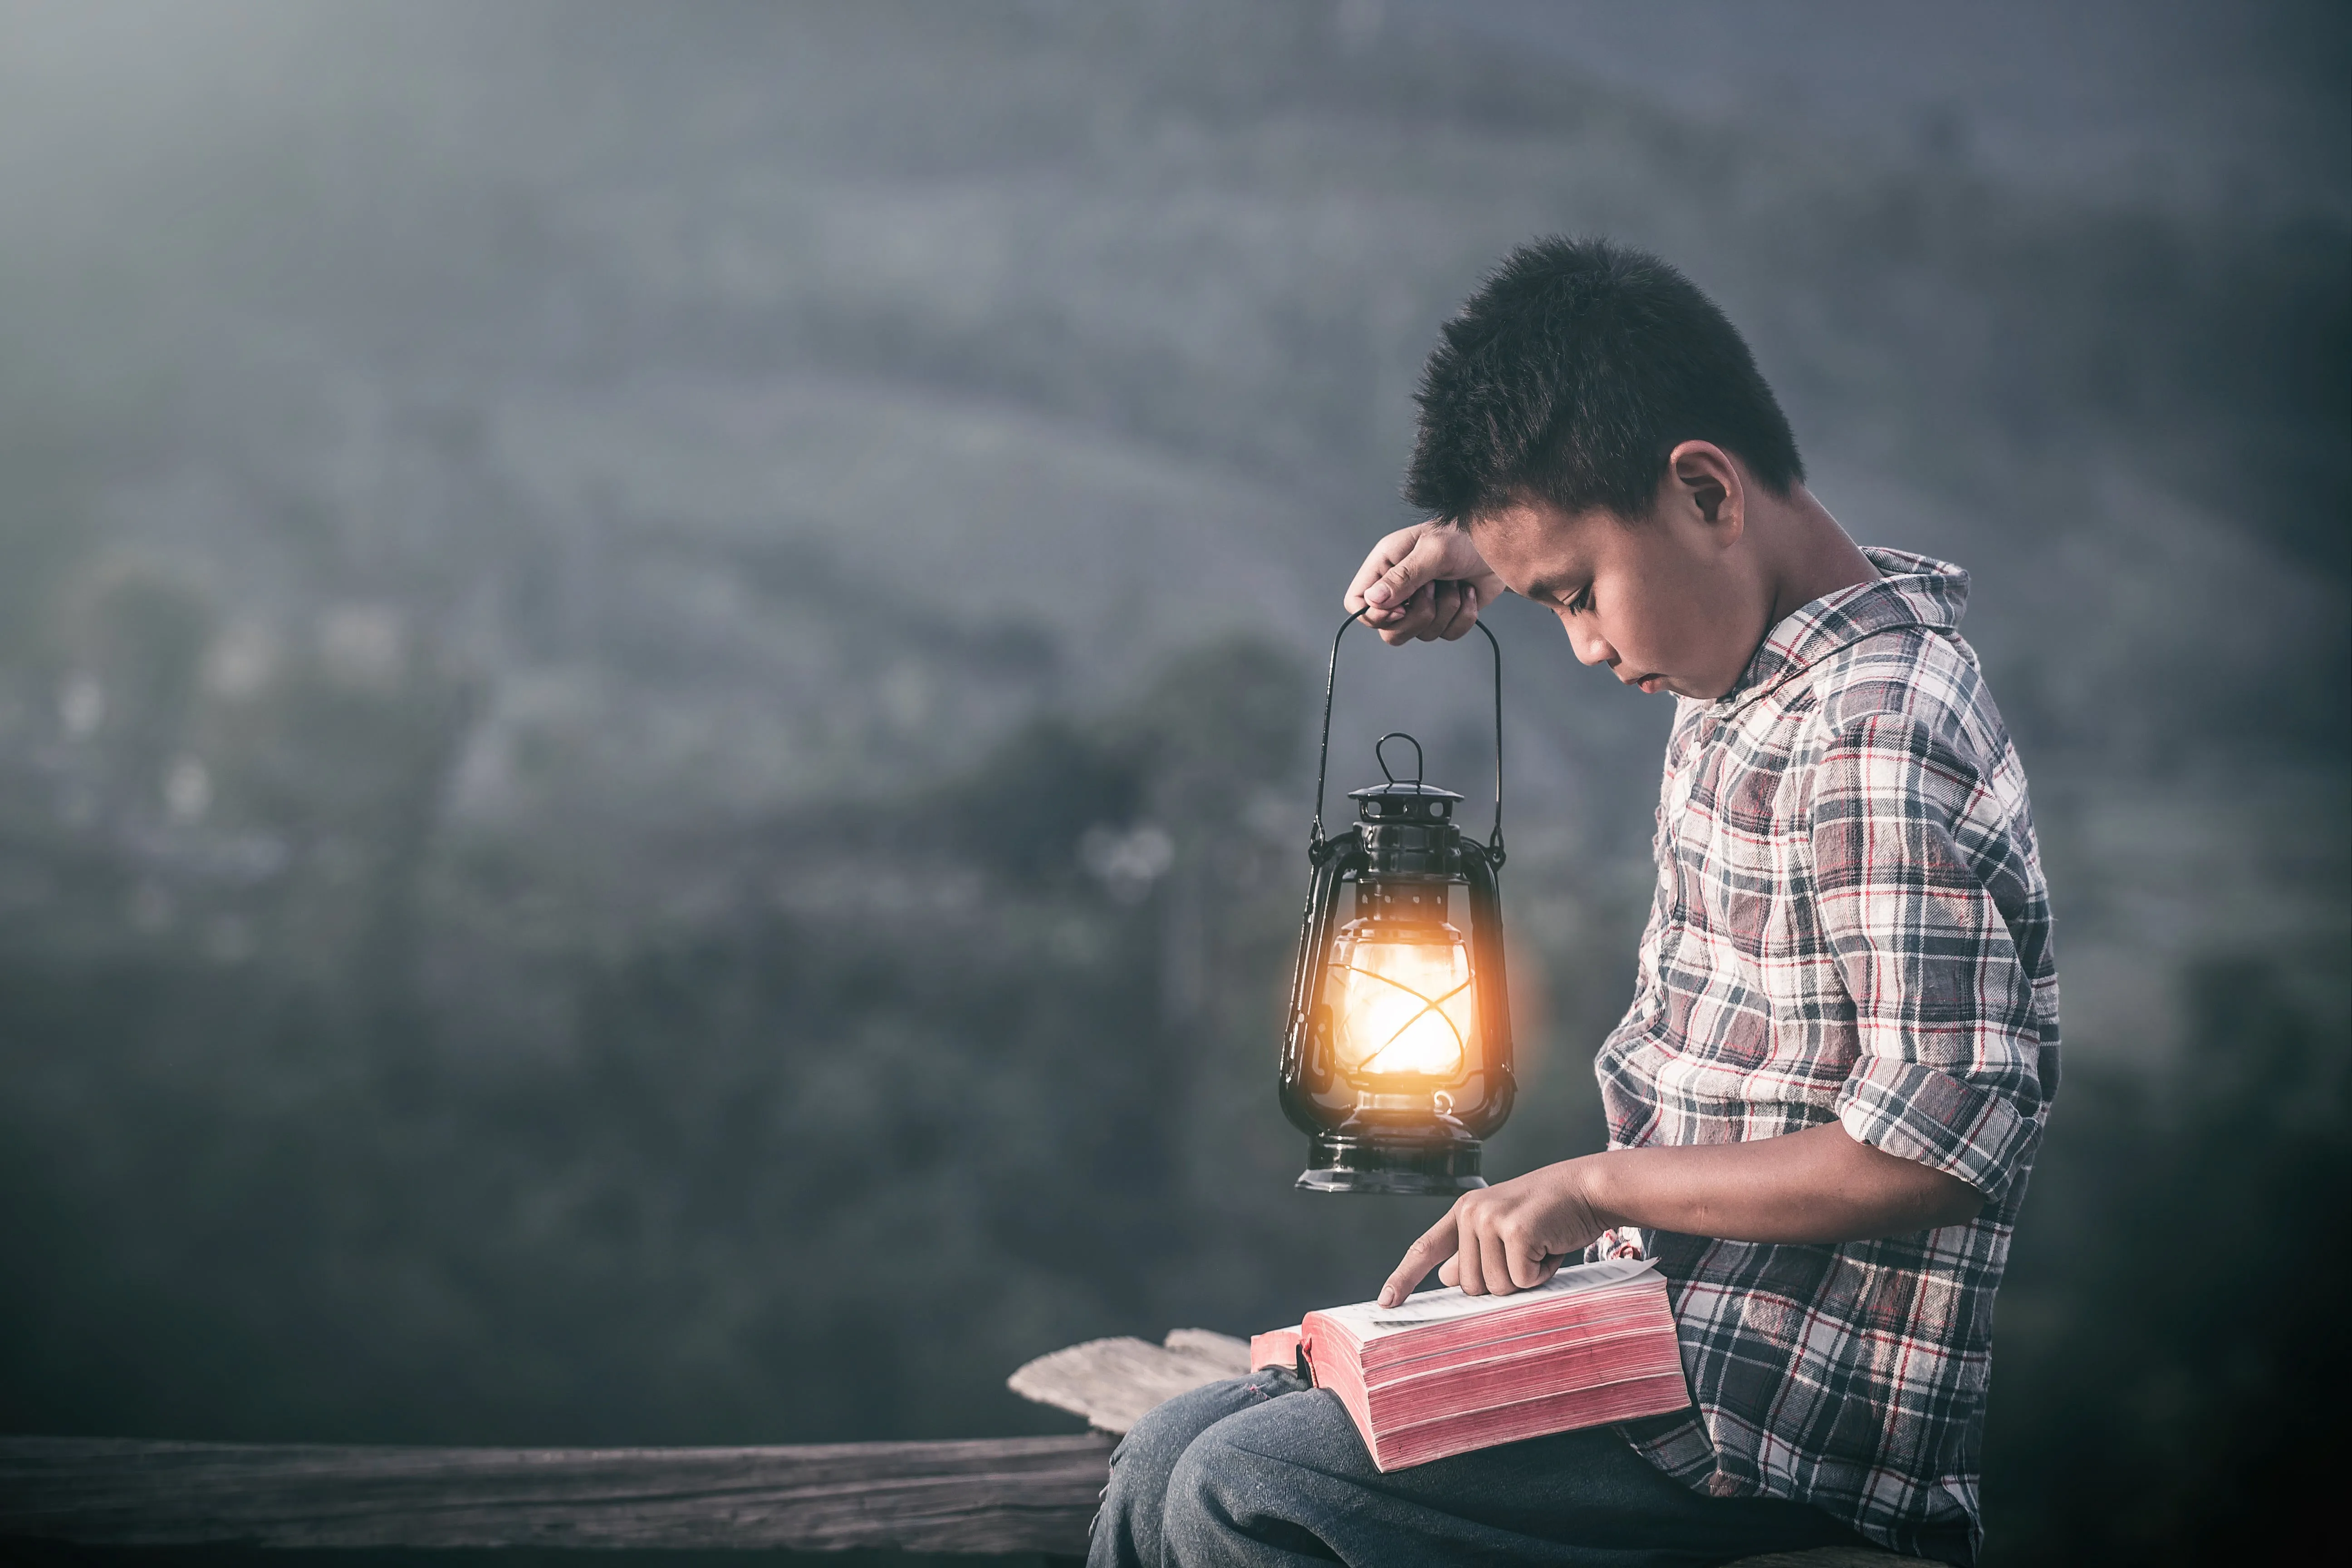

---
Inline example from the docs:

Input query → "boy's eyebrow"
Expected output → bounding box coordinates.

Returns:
[1524,572,1581,602]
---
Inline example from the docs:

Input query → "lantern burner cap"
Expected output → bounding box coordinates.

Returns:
[1295,1131,1487,1195]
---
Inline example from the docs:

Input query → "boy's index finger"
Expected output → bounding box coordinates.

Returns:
[1378,1212,1463,1307]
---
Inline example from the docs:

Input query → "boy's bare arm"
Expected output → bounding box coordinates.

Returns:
[1377,1124,1984,1306]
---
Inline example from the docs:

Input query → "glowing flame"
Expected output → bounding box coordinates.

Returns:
[1328,927,1475,1079]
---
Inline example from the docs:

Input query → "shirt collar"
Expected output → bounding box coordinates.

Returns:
[1707,547,1970,715]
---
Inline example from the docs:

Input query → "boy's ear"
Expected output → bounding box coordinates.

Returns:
[1666,441,1745,546]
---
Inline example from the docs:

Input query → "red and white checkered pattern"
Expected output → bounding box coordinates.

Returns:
[1594,549,2059,1564]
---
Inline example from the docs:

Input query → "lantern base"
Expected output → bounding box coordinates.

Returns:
[1295,1133,1487,1196]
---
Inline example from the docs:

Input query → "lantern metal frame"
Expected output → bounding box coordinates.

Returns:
[1278,608,1516,1195]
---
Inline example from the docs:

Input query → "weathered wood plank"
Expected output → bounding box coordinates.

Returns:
[0,1434,1113,1555]
[1156,1329,1253,1373]
[1007,1328,1251,1434]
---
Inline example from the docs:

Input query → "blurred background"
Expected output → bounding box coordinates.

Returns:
[0,2,2343,1563]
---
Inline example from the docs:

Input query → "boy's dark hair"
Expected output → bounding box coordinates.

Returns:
[1405,237,1804,525]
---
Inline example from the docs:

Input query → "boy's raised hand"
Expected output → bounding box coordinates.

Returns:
[1377,1161,1609,1307]
[1345,521,1508,646]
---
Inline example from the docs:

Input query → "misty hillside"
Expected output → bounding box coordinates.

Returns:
[0,3,2344,1559]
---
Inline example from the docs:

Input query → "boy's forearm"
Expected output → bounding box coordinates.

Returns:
[1382,1120,1987,1303]
[1581,1122,1983,1245]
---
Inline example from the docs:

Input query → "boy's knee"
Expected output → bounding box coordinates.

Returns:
[1095,1398,1198,1563]
[1093,1373,1295,1568]
[1160,1428,1250,1558]
[1114,1384,1221,1485]
[1160,1391,1360,1562]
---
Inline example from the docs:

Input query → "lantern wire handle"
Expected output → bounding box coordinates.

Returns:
[1310,607,1504,864]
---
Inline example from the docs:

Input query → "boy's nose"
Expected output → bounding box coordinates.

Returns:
[1559,615,1616,669]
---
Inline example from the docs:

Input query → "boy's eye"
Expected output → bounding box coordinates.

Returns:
[1566,588,1592,613]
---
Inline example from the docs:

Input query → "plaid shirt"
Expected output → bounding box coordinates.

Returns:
[1595,549,2059,1564]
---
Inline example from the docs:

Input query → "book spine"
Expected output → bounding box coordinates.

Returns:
[1248,1326,1303,1373]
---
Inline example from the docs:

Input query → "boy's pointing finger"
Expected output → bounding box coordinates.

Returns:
[1378,1212,1463,1307]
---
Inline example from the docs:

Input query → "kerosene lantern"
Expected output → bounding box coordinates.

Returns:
[1278,610,1515,1194]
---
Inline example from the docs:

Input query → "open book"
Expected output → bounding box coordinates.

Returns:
[1249,1256,1690,1471]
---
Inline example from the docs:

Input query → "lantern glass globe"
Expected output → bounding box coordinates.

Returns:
[1327,922,1477,1081]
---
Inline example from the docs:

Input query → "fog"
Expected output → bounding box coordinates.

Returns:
[0,3,2343,1562]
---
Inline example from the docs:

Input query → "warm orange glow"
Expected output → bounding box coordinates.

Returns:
[1327,926,1476,1080]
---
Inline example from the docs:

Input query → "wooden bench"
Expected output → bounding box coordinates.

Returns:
[1002,1330,1900,1566]
[0,1431,1114,1556]
[0,1331,1897,1563]
[0,1435,1899,1563]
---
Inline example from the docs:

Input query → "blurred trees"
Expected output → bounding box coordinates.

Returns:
[0,630,1352,1446]
[1985,959,2347,1561]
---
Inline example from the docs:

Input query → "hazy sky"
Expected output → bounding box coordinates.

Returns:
[5,1,2343,221]
[1403,0,2350,218]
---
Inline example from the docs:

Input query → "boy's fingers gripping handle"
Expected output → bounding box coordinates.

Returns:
[1361,530,1454,612]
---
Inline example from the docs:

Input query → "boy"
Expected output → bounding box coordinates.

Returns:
[1092,239,2058,1566]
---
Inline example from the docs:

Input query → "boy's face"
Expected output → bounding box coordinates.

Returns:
[1468,492,1768,702]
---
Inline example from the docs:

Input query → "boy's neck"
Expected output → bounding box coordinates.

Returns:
[1753,484,1880,631]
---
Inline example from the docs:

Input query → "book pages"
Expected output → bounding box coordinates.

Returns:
[1328,1257,1661,1337]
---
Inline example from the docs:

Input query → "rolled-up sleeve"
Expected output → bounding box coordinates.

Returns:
[1808,712,2048,1201]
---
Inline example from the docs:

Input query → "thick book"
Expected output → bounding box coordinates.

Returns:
[1248,1256,1690,1471]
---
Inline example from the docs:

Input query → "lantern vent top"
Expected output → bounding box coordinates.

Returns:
[1348,780,1462,819]
[1346,731,1460,823]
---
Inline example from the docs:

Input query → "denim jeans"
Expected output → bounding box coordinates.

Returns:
[1088,1368,1874,1568]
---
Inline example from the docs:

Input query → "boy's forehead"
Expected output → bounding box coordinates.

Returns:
[1469,500,1623,586]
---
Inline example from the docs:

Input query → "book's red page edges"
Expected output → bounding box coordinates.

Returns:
[1363,1318,1682,1423]
[1250,1326,1302,1372]
[1364,1301,1666,1382]
[1305,1280,1649,1354]
[1328,1282,1666,1373]
[1284,1264,1693,1472]
[1346,1290,1664,1375]
[1308,1308,1666,1397]
[1296,1321,1687,1473]
[1370,1369,1692,1470]
[1357,1294,1676,1384]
